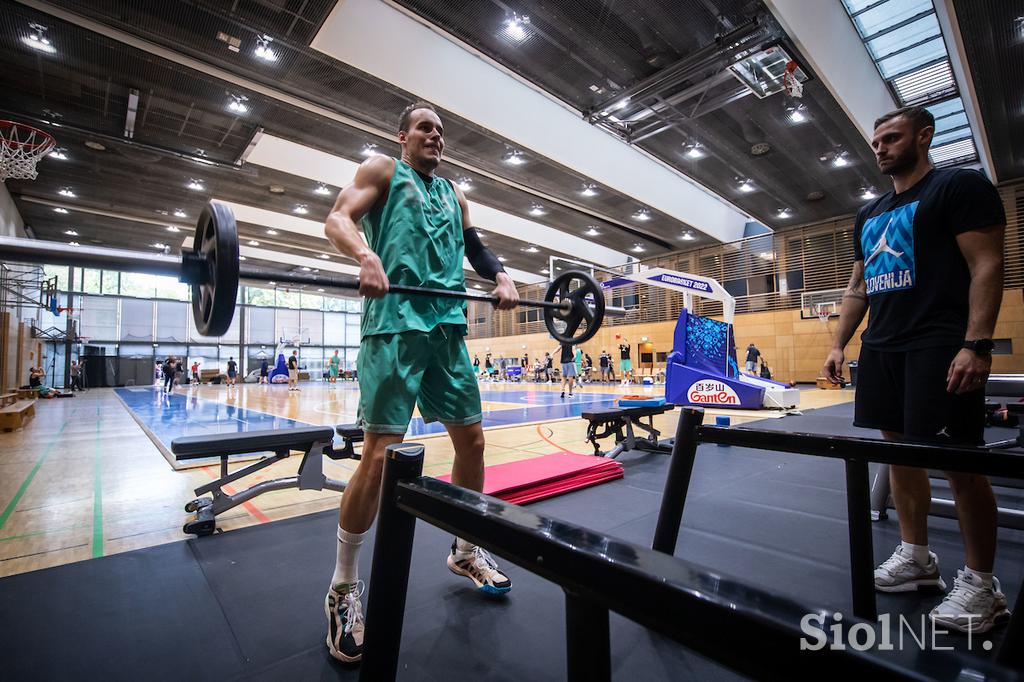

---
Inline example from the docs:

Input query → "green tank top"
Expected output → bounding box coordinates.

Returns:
[359,159,468,338]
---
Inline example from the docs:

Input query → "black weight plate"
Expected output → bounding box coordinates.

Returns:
[191,201,239,337]
[543,270,605,344]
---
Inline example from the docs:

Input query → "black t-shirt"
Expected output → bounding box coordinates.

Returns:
[288,355,298,369]
[473,357,479,367]
[544,356,552,368]
[853,169,1004,351]
[559,344,573,363]
[260,360,269,373]
[745,346,760,362]
[227,360,237,373]
[619,344,630,360]
[599,353,609,368]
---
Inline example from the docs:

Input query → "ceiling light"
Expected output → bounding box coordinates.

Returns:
[788,106,807,124]
[301,266,311,272]
[317,288,324,293]
[266,229,279,236]
[528,204,546,217]
[68,241,79,246]
[53,207,68,214]
[315,183,330,195]
[832,154,849,168]
[239,256,246,261]
[680,231,696,241]
[227,94,249,114]
[293,205,308,215]
[319,253,330,259]
[502,14,530,41]
[502,150,525,165]
[631,243,646,253]
[498,256,507,262]
[187,179,204,191]
[457,177,473,191]
[580,184,598,197]
[58,187,75,197]
[254,34,277,62]
[248,240,260,246]
[584,226,601,237]
[173,209,186,218]
[777,208,792,218]
[540,268,550,274]
[523,245,539,253]
[22,24,55,54]
[684,142,705,159]
[268,185,286,194]
[64,229,78,236]
[268,281,276,286]
[84,140,106,151]
[473,284,483,289]
[360,143,380,157]
[166,226,180,233]
[632,208,651,221]
[49,148,68,160]
[860,187,877,200]
[738,180,755,193]
[152,242,167,250]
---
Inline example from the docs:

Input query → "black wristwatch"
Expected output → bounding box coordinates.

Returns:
[963,339,994,355]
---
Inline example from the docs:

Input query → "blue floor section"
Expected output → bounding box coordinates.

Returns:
[410,388,622,436]
[116,386,626,450]
[115,388,306,451]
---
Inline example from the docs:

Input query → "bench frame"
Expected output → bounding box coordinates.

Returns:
[179,433,348,536]
[582,404,674,458]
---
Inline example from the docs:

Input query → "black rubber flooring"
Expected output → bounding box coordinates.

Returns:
[0,401,1020,681]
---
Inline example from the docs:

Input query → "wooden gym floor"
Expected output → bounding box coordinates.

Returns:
[0,378,853,578]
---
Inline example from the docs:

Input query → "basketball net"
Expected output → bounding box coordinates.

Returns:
[815,304,831,326]
[0,120,56,181]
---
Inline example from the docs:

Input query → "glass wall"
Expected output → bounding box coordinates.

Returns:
[40,273,364,384]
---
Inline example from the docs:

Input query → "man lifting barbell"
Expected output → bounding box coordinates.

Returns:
[320,101,518,664]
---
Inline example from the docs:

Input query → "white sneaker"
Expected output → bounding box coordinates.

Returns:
[874,545,946,593]
[930,570,1011,634]
[447,543,511,596]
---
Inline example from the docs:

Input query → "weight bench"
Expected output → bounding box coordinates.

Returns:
[582,403,674,458]
[335,423,364,460]
[171,426,351,536]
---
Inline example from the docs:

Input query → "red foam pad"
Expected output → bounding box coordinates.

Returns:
[437,452,623,505]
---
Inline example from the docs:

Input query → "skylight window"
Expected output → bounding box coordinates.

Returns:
[841,0,976,166]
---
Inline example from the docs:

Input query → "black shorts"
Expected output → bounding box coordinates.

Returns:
[853,345,984,445]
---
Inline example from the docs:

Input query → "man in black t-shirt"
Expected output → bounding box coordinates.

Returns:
[823,105,1007,634]
[288,350,300,391]
[599,350,614,382]
[226,357,238,386]
[618,339,632,385]
[558,342,576,398]
[744,343,761,374]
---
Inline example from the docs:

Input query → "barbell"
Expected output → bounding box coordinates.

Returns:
[0,200,623,344]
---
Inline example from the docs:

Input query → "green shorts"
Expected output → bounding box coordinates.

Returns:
[357,324,482,434]
[620,359,632,372]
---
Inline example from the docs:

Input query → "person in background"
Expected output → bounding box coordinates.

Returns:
[226,357,238,386]
[260,357,270,385]
[329,350,341,383]
[288,350,300,391]
[68,358,82,391]
[191,360,200,385]
[162,356,175,394]
[745,343,762,374]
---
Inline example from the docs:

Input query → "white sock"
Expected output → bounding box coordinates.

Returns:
[453,537,475,560]
[964,566,993,588]
[901,541,931,566]
[331,526,367,591]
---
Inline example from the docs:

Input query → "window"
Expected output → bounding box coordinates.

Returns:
[156,301,188,342]
[121,299,154,341]
[841,0,976,166]
[81,269,102,294]
[246,287,276,306]
[102,271,119,295]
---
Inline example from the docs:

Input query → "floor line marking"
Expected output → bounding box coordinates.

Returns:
[0,411,75,533]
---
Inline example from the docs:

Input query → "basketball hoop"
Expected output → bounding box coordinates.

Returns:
[0,120,57,181]
[815,303,833,325]
[782,61,803,99]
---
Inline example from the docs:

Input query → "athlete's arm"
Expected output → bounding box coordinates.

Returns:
[452,183,518,310]
[324,155,394,298]
[823,260,868,384]
[947,225,1005,394]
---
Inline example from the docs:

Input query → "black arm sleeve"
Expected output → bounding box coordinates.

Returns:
[464,228,506,282]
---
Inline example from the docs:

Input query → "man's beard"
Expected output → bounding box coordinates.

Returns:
[881,146,918,176]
